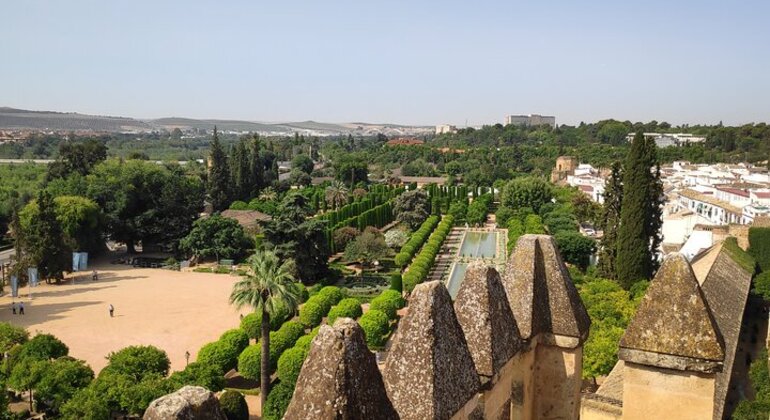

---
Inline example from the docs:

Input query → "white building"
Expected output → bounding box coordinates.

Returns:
[566,164,606,203]
[625,132,707,147]
[435,124,457,135]
[504,114,556,128]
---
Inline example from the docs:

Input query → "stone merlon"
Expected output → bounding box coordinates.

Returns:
[383,281,480,420]
[454,261,524,378]
[501,234,590,346]
[619,253,725,373]
[283,318,398,420]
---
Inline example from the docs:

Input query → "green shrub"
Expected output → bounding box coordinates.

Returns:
[294,328,320,353]
[219,329,250,355]
[294,283,309,303]
[167,361,225,392]
[390,273,403,292]
[754,271,770,302]
[299,300,325,327]
[749,227,770,271]
[327,298,363,325]
[237,345,261,380]
[103,345,170,380]
[197,341,238,374]
[0,322,28,353]
[277,347,307,386]
[317,286,345,305]
[269,322,305,366]
[219,390,249,420]
[240,307,290,339]
[369,290,405,319]
[359,310,390,348]
[263,382,294,420]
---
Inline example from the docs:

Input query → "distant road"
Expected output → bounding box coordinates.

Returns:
[0,159,54,164]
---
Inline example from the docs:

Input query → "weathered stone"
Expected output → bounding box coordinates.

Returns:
[143,386,225,420]
[383,281,480,420]
[619,253,725,371]
[454,261,524,377]
[283,318,398,420]
[501,234,590,345]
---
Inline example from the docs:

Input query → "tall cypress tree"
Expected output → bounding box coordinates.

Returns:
[208,127,231,211]
[616,132,661,288]
[249,134,265,197]
[645,138,664,274]
[230,138,251,201]
[597,161,622,280]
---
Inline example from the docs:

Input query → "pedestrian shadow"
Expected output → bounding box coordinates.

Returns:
[19,284,118,299]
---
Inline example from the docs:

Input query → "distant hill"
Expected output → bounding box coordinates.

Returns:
[0,107,433,137]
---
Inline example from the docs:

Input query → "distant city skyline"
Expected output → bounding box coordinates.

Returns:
[2,1,769,127]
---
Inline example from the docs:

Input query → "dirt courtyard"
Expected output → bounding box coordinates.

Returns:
[0,263,244,374]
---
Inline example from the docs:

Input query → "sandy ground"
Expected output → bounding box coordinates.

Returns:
[0,263,243,374]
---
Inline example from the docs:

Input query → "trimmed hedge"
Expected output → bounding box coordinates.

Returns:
[167,361,225,392]
[359,309,390,348]
[269,321,305,366]
[197,340,239,374]
[263,382,294,420]
[240,305,290,339]
[219,390,249,420]
[327,298,363,325]
[299,286,345,327]
[219,329,250,355]
[395,216,440,267]
[277,347,307,387]
[402,215,454,292]
[236,345,261,380]
[390,273,403,293]
[369,290,405,319]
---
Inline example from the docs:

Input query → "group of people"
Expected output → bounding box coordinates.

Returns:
[11,301,24,315]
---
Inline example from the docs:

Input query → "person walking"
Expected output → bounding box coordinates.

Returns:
[18,302,24,315]
[109,304,114,317]
[92,270,98,281]
[11,302,16,315]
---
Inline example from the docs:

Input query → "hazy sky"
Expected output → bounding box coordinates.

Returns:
[2,1,769,126]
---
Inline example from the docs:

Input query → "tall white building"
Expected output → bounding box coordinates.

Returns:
[504,114,556,128]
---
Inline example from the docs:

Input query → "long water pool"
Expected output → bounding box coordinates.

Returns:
[446,263,468,299]
[458,231,497,258]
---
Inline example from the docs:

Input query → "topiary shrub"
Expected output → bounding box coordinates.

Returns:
[269,322,305,366]
[263,382,294,420]
[103,345,169,380]
[294,327,321,353]
[359,310,390,348]
[369,290,404,319]
[237,345,261,380]
[317,286,345,306]
[277,346,307,386]
[327,298,363,325]
[389,273,403,293]
[167,361,225,392]
[219,329,250,355]
[219,390,249,420]
[197,341,238,374]
[299,300,325,327]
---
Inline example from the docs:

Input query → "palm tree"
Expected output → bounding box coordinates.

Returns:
[230,250,300,408]
[325,181,349,210]
[258,187,277,202]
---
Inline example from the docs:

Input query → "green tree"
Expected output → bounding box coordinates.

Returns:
[35,357,94,413]
[208,127,231,211]
[334,156,368,187]
[554,231,596,271]
[229,250,301,409]
[46,138,108,180]
[502,177,553,213]
[617,132,661,288]
[20,195,102,253]
[324,181,349,210]
[24,190,70,282]
[102,346,170,381]
[291,154,314,175]
[393,189,430,230]
[597,162,622,280]
[230,138,252,202]
[180,214,251,262]
[343,228,389,267]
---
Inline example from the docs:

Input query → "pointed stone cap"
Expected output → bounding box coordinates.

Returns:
[284,318,398,420]
[619,253,725,373]
[501,234,590,347]
[454,261,525,377]
[383,281,480,420]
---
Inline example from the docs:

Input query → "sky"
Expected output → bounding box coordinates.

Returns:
[2,1,769,127]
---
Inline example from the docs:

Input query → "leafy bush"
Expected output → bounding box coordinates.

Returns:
[263,382,294,420]
[369,290,404,319]
[299,300,325,328]
[749,227,770,271]
[502,177,553,213]
[554,231,596,271]
[277,347,307,387]
[16,333,69,363]
[389,273,403,293]
[240,306,290,339]
[35,357,95,412]
[327,298,363,324]
[269,322,305,366]
[167,362,225,392]
[384,229,409,249]
[197,341,239,374]
[219,329,250,355]
[359,310,390,348]
[237,345,261,380]
[219,390,249,420]
[317,286,345,305]
[754,271,770,302]
[294,328,320,353]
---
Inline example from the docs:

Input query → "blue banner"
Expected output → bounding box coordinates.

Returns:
[72,253,81,272]
[28,268,38,287]
[79,252,88,271]
[10,275,17,298]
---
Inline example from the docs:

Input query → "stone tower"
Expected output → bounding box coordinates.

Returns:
[501,235,591,420]
[618,253,725,420]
